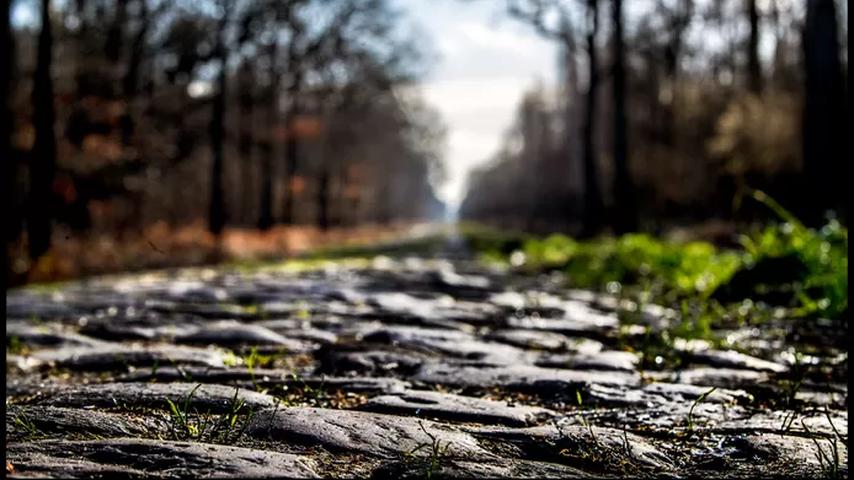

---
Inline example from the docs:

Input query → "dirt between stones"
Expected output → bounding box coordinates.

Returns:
[5,255,848,479]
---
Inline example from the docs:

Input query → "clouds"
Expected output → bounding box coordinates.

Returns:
[405,0,558,208]
[420,79,530,204]
[454,21,545,56]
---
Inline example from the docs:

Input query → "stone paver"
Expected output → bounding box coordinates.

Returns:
[5,249,847,478]
[6,439,319,478]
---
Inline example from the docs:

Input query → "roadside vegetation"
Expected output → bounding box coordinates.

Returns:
[463,192,847,323]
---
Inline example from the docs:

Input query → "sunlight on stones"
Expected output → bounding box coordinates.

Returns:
[5,253,847,478]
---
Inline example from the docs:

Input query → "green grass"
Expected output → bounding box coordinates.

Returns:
[686,387,718,432]
[463,193,846,376]
[402,421,453,480]
[736,192,847,318]
[21,280,72,293]
[574,389,597,444]
[463,192,847,322]
[164,384,254,443]
[7,336,28,355]
[458,223,532,266]
[801,413,845,479]
[243,346,273,386]
[302,233,448,260]
[13,413,44,439]
[226,232,449,275]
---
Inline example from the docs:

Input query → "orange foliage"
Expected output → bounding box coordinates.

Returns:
[290,175,306,195]
[106,101,127,123]
[12,125,34,151]
[291,116,323,139]
[273,124,289,143]
[12,222,432,285]
[347,163,366,180]
[52,175,78,204]
[343,183,362,200]
[271,116,324,142]
[82,134,123,162]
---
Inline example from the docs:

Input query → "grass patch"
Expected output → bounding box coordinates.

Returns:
[686,387,718,432]
[13,412,44,439]
[464,192,847,323]
[224,231,450,274]
[801,412,846,479]
[302,233,448,261]
[20,280,73,293]
[226,256,374,275]
[464,193,846,375]
[401,421,454,480]
[164,384,254,444]
[574,390,597,444]
[7,336,30,356]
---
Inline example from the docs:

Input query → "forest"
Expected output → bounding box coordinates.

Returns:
[462,0,848,237]
[1,0,849,285]
[3,1,850,478]
[3,0,446,285]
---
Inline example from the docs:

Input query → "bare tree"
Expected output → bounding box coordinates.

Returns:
[507,0,605,235]
[802,0,845,224]
[611,0,635,233]
[3,0,443,268]
[28,0,58,260]
[280,11,306,225]
[746,0,762,94]
[657,0,693,147]
[237,58,255,225]
[257,36,277,230]
[208,0,234,235]
[121,0,164,145]
[1,0,11,165]
[106,0,128,68]
[279,0,365,225]
[2,0,16,262]
[252,0,332,227]
[580,0,603,234]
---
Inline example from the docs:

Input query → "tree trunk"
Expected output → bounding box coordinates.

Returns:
[802,0,845,225]
[1,0,10,158]
[746,0,762,94]
[2,0,13,205]
[238,59,254,225]
[661,1,691,148]
[611,0,636,233]
[208,16,228,235]
[258,43,277,231]
[560,19,582,221]
[120,0,150,145]
[3,0,17,282]
[281,78,301,225]
[123,0,147,98]
[377,180,391,225]
[28,0,57,261]
[581,0,603,236]
[105,0,127,66]
[73,0,90,96]
[317,168,330,231]
[329,165,345,228]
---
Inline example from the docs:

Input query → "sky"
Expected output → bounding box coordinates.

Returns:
[396,0,559,214]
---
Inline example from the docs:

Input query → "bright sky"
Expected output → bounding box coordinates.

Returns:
[398,0,559,213]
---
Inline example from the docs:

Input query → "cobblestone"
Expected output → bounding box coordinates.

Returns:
[5,251,848,478]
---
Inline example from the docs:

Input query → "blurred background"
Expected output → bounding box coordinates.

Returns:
[2,0,848,286]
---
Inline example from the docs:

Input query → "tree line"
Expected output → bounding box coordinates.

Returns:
[3,0,446,273]
[461,0,847,235]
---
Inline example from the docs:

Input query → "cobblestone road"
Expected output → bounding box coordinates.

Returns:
[5,242,848,478]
